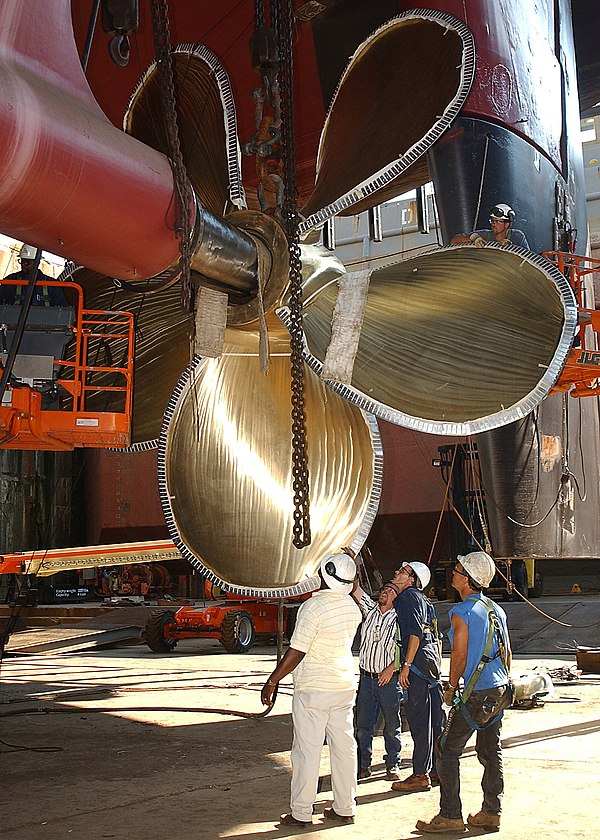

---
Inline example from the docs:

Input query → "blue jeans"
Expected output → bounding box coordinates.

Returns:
[355,671,402,770]
[436,685,512,820]
[404,671,445,775]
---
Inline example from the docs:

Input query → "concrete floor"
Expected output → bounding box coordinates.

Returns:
[0,640,599,840]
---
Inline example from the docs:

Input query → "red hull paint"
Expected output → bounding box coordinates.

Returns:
[0,0,181,279]
[0,1,569,277]
[84,449,168,545]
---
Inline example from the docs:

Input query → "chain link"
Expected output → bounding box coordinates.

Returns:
[254,0,265,29]
[149,0,195,313]
[271,0,311,547]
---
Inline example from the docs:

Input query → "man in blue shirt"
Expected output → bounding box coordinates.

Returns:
[451,203,530,250]
[416,551,512,834]
[389,562,445,794]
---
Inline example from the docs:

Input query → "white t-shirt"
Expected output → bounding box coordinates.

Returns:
[290,589,362,691]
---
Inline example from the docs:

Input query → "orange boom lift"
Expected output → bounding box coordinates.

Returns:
[0,278,134,449]
[0,540,305,655]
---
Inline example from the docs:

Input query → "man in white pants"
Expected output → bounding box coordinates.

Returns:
[261,553,362,828]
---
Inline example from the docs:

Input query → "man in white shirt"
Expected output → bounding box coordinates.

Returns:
[261,553,362,829]
[352,581,403,780]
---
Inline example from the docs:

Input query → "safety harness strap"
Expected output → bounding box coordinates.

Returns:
[408,662,441,687]
[394,621,402,671]
[14,282,51,306]
[458,698,504,731]
[460,597,498,704]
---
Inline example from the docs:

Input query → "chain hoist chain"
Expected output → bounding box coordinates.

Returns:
[254,0,265,29]
[272,0,311,548]
[149,0,194,313]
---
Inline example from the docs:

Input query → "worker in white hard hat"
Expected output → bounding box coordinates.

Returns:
[1,243,67,306]
[388,561,445,794]
[261,552,362,829]
[450,203,530,249]
[416,552,512,835]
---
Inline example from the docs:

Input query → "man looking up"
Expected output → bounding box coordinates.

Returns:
[261,552,362,829]
[351,580,403,781]
[390,561,445,794]
[416,551,512,834]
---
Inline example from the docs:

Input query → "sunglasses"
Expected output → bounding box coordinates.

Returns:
[452,562,469,577]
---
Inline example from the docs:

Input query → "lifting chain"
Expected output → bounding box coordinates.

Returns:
[149,0,194,313]
[271,0,311,548]
[243,3,284,219]
[254,0,265,29]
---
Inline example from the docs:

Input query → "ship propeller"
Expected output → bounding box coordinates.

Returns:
[76,11,576,595]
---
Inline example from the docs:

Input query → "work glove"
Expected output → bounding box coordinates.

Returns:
[443,681,457,707]
[469,233,486,248]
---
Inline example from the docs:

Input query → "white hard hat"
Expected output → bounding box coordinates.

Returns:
[19,244,38,260]
[320,553,357,594]
[403,561,431,591]
[489,203,515,224]
[457,551,496,588]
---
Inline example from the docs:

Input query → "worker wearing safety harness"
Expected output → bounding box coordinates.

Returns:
[416,551,513,835]
[0,244,67,307]
[389,561,445,794]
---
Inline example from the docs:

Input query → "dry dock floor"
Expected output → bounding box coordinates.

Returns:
[0,641,599,839]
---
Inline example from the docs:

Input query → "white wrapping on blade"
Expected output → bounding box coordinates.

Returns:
[194,286,228,358]
[321,269,372,384]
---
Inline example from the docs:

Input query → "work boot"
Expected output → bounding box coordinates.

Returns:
[467,810,501,831]
[430,772,440,786]
[385,764,401,780]
[279,813,312,828]
[358,765,372,779]
[323,808,355,825]
[391,773,431,792]
[415,813,466,833]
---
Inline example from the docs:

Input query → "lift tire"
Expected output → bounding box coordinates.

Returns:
[145,609,178,653]
[219,610,255,653]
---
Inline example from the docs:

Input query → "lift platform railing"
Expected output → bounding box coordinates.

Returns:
[0,279,135,449]
[544,252,600,398]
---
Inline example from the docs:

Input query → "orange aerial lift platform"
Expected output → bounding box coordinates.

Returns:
[545,252,600,398]
[0,278,134,449]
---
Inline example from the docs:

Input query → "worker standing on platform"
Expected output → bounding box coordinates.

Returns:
[416,551,513,834]
[261,553,362,829]
[351,580,403,781]
[450,204,530,249]
[1,244,67,306]
[390,561,445,794]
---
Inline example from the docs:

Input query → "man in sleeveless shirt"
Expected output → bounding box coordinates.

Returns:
[416,551,512,834]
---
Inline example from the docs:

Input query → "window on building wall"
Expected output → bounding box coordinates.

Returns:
[580,116,597,143]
